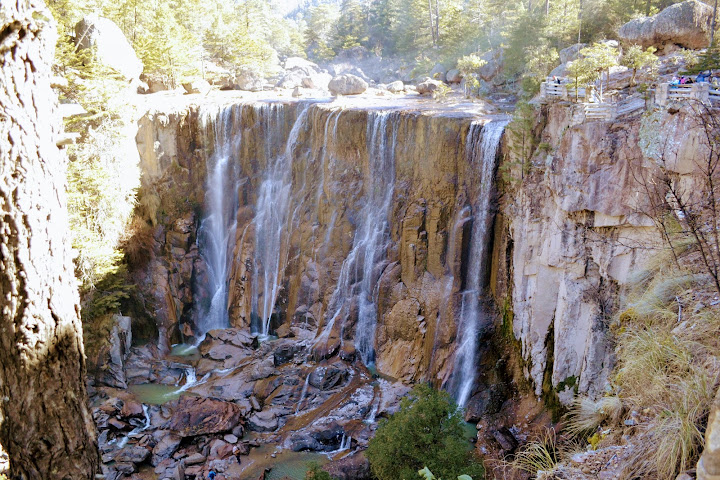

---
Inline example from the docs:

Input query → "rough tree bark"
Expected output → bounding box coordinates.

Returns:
[0,1,99,479]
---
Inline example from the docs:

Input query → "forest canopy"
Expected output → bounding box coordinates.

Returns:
[46,0,705,87]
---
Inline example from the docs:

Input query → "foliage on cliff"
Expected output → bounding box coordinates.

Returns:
[366,384,484,480]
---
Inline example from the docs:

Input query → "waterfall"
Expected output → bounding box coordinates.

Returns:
[295,373,311,414]
[251,104,310,337]
[195,105,241,338]
[451,119,509,408]
[318,111,398,366]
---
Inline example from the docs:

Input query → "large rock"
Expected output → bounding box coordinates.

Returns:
[387,80,405,93]
[284,57,319,72]
[698,387,720,479]
[302,72,333,90]
[478,48,504,81]
[328,74,368,95]
[165,396,243,437]
[95,314,132,388]
[430,63,446,82]
[446,69,462,84]
[75,15,143,80]
[416,78,442,95]
[559,43,587,64]
[234,70,264,91]
[618,0,713,50]
[182,79,211,95]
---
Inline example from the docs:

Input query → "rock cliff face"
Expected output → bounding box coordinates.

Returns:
[131,99,505,396]
[130,97,702,412]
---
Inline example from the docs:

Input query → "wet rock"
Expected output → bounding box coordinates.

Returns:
[323,451,371,480]
[464,385,507,422]
[165,396,243,437]
[273,342,300,366]
[619,0,712,50]
[339,341,356,362]
[329,74,368,95]
[309,366,348,391]
[288,433,322,452]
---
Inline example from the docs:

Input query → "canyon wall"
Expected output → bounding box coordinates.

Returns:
[128,97,705,408]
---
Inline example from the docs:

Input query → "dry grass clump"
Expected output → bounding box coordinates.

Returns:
[564,396,623,438]
[497,428,561,479]
[614,248,720,479]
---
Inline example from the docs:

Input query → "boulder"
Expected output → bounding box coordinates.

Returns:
[386,80,404,93]
[284,57,319,72]
[309,365,348,390]
[277,70,306,89]
[182,79,211,95]
[328,74,368,95]
[618,0,713,50]
[697,386,720,479]
[74,15,143,80]
[559,43,587,63]
[95,314,132,388]
[478,49,504,81]
[114,445,150,463]
[151,432,182,466]
[165,396,243,437]
[430,63,446,82]
[247,410,279,432]
[234,70,264,91]
[416,78,442,95]
[446,69,462,84]
[302,72,333,90]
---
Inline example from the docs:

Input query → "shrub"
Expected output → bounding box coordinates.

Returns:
[305,462,334,480]
[366,384,484,480]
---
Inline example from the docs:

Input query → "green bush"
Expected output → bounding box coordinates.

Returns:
[366,384,484,480]
[305,462,334,480]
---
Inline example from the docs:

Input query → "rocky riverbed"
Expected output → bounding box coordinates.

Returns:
[90,320,410,480]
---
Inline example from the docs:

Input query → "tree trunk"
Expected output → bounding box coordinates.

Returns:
[434,0,440,45]
[0,1,99,479]
[427,0,436,45]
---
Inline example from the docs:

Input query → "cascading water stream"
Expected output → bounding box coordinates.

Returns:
[251,104,311,338]
[317,111,398,366]
[451,119,509,408]
[195,105,241,339]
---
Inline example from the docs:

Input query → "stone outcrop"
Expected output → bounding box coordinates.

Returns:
[328,74,368,95]
[75,15,143,80]
[698,387,720,479]
[618,0,713,51]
